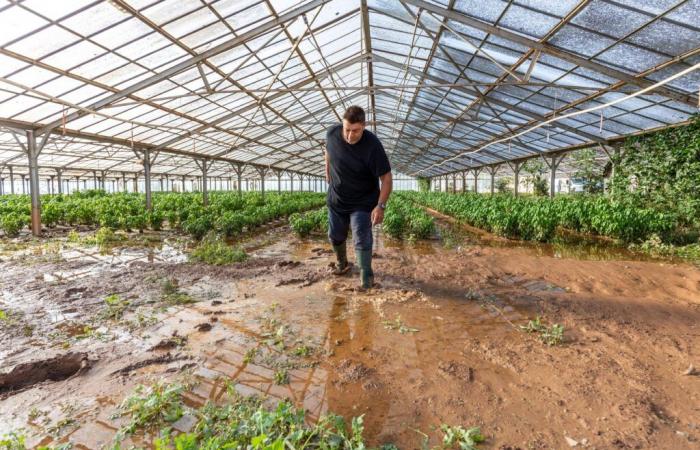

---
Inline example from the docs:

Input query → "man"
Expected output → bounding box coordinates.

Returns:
[325,105,393,289]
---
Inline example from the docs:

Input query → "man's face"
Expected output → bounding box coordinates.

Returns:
[342,119,365,145]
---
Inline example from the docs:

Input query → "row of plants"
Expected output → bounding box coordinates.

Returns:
[288,195,435,240]
[383,193,435,239]
[0,190,326,239]
[404,191,680,243]
[289,207,329,237]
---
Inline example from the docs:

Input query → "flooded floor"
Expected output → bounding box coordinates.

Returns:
[1,222,699,449]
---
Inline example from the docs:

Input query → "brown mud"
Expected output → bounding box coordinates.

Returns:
[0,221,699,449]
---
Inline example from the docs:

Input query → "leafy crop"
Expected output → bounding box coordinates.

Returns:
[405,191,681,243]
[189,234,247,265]
[382,193,435,240]
[289,207,329,237]
[0,191,325,239]
[112,380,187,436]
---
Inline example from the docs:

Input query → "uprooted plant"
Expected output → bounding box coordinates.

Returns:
[519,316,565,346]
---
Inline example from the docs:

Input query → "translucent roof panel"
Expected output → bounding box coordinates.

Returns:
[0,0,697,180]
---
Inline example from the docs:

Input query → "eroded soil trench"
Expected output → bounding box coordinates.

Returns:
[1,219,699,449]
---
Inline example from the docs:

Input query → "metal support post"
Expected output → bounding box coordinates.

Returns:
[26,130,43,236]
[9,166,14,194]
[230,163,245,196]
[195,159,213,206]
[143,150,153,210]
[486,166,498,195]
[274,169,282,193]
[256,167,268,201]
[508,161,522,196]
[473,168,481,194]
[56,169,63,194]
[542,154,565,198]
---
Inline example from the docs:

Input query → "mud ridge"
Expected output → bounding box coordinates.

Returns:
[0,352,90,395]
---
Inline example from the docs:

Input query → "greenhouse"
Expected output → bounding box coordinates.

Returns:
[0,0,699,448]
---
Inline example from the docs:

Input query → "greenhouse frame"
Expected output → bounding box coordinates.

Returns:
[0,0,697,234]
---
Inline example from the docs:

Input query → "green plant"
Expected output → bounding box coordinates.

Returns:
[495,177,511,194]
[293,345,313,357]
[2,192,327,240]
[274,368,289,385]
[522,159,548,196]
[613,115,700,228]
[519,316,564,346]
[0,212,27,237]
[135,394,376,450]
[113,380,187,436]
[630,234,700,262]
[289,207,329,237]
[0,431,26,450]
[189,235,247,265]
[160,278,178,296]
[243,347,259,363]
[405,191,682,243]
[417,176,432,192]
[159,278,195,305]
[439,425,485,450]
[100,294,129,320]
[382,193,435,240]
[570,148,604,194]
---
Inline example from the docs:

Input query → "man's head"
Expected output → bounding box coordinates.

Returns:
[342,106,365,145]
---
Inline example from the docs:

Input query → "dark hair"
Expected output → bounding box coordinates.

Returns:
[343,106,365,124]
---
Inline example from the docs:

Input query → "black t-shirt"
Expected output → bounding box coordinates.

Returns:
[325,124,391,213]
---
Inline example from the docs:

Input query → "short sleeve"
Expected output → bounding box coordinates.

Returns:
[370,140,391,177]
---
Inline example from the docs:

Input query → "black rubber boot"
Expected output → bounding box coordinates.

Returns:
[356,249,374,289]
[331,242,350,275]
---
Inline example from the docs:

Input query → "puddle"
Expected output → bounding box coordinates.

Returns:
[432,216,685,263]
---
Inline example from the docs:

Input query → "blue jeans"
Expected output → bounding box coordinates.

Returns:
[328,207,373,251]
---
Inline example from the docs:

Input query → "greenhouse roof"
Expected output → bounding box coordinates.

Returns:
[0,0,698,180]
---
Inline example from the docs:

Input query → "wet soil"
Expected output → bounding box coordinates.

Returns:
[0,352,89,395]
[0,222,699,449]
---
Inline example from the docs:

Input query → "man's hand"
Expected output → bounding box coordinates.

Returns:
[371,206,384,225]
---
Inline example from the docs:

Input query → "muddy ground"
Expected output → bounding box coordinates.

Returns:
[0,218,699,449]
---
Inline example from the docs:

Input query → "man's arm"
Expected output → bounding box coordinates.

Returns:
[371,171,393,225]
[324,149,330,183]
[378,171,393,205]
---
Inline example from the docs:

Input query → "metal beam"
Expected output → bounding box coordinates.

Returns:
[372,53,604,144]
[401,0,697,107]
[0,118,319,179]
[37,0,329,135]
[360,0,376,133]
